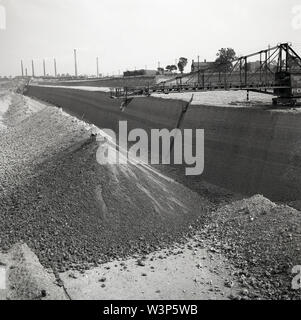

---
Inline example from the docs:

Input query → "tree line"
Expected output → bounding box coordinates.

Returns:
[163,48,237,74]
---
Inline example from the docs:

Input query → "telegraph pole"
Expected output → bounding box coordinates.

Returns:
[21,60,24,77]
[43,59,46,77]
[74,49,78,77]
[54,58,57,77]
[268,44,271,69]
[31,60,35,77]
[197,55,200,84]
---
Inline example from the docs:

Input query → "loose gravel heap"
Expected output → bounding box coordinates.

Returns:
[0,89,213,273]
[195,195,301,300]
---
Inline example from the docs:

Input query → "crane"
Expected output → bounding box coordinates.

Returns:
[111,43,301,108]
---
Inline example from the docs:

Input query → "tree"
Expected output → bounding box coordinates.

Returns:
[165,65,178,73]
[214,48,237,73]
[177,57,188,74]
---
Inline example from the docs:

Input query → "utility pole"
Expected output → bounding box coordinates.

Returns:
[21,60,24,77]
[197,55,200,84]
[268,44,271,69]
[31,60,35,77]
[43,59,46,77]
[25,68,28,77]
[54,58,57,77]
[96,57,99,78]
[74,49,78,77]
[245,57,248,85]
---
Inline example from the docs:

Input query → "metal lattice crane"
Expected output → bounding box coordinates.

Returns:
[111,43,301,108]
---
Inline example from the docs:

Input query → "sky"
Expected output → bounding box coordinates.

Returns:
[0,0,301,77]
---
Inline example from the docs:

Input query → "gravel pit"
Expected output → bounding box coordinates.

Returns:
[1,85,301,299]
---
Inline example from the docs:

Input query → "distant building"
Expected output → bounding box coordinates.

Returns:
[157,68,165,75]
[247,60,279,73]
[191,60,215,73]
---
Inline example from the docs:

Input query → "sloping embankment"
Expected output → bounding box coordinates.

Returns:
[25,85,301,202]
[37,75,157,88]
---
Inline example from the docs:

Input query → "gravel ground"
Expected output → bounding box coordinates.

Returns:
[60,238,242,300]
[153,90,272,106]
[193,195,301,300]
[0,243,67,300]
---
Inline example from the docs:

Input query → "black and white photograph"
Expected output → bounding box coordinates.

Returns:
[0,0,301,309]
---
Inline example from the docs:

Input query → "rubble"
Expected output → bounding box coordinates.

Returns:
[195,195,301,299]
